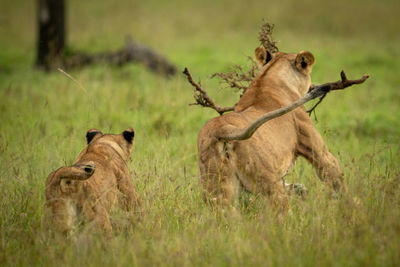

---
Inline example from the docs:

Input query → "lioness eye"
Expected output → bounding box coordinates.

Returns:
[65,180,71,185]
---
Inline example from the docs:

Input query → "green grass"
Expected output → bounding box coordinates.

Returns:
[1,0,399,266]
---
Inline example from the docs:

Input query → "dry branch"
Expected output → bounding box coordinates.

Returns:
[306,93,326,121]
[308,71,369,94]
[64,36,176,77]
[211,57,258,96]
[183,68,235,115]
[186,21,369,120]
[307,71,369,116]
[210,21,279,94]
[258,21,279,53]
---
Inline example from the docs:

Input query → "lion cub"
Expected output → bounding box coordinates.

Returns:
[44,127,141,235]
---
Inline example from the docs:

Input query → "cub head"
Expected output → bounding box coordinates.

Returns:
[85,127,135,162]
[254,46,315,95]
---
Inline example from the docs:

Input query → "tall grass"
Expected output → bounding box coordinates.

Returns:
[0,0,399,266]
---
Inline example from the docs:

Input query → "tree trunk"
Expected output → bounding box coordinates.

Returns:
[36,0,65,70]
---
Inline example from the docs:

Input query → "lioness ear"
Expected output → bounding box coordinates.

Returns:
[122,127,135,144]
[255,46,272,67]
[295,51,315,75]
[86,129,102,144]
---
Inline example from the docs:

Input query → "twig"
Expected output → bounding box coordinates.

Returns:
[258,20,279,53]
[306,71,369,117]
[306,93,326,121]
[211,61,257,94]
[57,68,88,94]
[308,71,369,93]
[183,68,235,115]
[208,20,279,95]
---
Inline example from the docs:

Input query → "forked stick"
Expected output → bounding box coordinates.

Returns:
[183,68,235,115]
[307,71,370,117]
[309,71,369,93]
[217,71,369,141]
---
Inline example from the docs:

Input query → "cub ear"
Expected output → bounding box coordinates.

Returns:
[86,129,102,144]
[295,51,315,75]
[255,46,272,67]
[122,127,135,144]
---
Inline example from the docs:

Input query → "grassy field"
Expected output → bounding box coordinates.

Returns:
[1,0,399,266]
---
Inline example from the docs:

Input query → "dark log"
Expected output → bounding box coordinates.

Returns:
[64,37,176,77]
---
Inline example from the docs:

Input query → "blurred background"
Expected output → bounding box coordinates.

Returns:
[1,0,399,71]
[1,0,399,136]
[0,0,399,266]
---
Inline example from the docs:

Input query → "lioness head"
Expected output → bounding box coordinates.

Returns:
[255,46,315,95]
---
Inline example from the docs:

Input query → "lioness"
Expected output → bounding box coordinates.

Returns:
[44,127,141,234]
[198,47,346,210]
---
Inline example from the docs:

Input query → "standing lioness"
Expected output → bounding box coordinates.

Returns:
[198,47,346,210]
[44,127,141,234]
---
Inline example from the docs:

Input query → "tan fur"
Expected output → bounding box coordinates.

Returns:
[44,128,141,235]
[197,47,345,211]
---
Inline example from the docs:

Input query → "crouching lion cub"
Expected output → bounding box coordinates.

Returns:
[44,127,141,235]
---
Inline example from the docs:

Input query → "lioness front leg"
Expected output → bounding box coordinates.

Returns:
[266,181,289,214]
[250,170,289,214]
[297,124,346,192]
